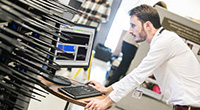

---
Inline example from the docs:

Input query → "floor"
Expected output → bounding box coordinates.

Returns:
[28,58,114,110]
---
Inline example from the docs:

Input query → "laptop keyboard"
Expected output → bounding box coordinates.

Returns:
[58,84,102,99]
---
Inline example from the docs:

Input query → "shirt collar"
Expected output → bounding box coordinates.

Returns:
[150,27,164,47]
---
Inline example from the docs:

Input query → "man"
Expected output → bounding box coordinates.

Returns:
[84,4,200,110]
[106,1,168,87]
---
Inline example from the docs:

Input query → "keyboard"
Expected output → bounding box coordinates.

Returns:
[58,84,102,99]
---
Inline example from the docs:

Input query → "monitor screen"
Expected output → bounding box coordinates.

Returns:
[54,24,96,68]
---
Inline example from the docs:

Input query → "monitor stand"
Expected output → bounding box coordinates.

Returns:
[42,73,72,86]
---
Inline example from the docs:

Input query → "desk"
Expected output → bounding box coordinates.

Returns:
[38,76,106,107]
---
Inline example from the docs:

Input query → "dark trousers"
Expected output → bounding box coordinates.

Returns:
[173,105,200,110]
[106,41,138,86]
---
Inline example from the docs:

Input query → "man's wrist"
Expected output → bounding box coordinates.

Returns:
[104,96,114,108]
[103,86,113,95]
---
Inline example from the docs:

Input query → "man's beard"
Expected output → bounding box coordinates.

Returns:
[135,27,147,43]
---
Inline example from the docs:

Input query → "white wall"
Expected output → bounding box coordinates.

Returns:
[105,0,200,51]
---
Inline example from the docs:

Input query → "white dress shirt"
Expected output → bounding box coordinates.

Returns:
[109,27,200,107]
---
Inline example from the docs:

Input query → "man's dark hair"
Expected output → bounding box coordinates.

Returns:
[128,4,161,29]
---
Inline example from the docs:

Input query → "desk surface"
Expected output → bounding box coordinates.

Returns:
[38,76,106,107]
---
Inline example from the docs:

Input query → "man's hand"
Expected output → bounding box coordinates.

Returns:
[84,96,114,110]
[86,80,108,94]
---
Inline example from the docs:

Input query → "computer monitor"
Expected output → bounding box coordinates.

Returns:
[54,24,96,68]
